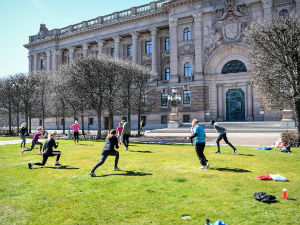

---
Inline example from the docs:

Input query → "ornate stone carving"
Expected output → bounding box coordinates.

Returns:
[37,24,50,39]
[179,43,194,55]
[169,17,177,27]
[262,0,273,8]
[193,14,202,23]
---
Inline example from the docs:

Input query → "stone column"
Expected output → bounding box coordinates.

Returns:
[113,36,120,58]
[69,47,74,62]
[150,27,158,74]
[32,53,37,71]
[131,32,138,64]
[296,0,300,15]
[193,13,203,80]
[82,43,88,57]
[169,18,178,82]
[46,50,51,71]
[28,54,32,72]
[51,49,57,71]
[262,0,273,18]
[247,82,254,120]
[97,40,104,55]
[217,84,224,121]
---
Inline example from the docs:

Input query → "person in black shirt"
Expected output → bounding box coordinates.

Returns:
[19,123,28,148]
[90,129,120,177]
[28,133,62,169]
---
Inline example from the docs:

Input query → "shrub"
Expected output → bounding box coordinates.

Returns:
[281,130,299,147]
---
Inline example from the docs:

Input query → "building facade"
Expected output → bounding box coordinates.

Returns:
[24,0,300,130]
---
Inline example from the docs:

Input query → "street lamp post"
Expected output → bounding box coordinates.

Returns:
[167,87,181,128]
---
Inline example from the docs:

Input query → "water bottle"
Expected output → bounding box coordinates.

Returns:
[282,188,287,199]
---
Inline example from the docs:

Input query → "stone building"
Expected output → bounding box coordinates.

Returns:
[24,0,300,130]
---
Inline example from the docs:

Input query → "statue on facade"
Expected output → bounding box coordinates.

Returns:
[37,24,50,39]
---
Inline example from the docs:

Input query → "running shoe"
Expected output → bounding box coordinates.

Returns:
[200,166,208,169]
[89,172,96,177]
[21,150,24,156]
[234,149,238,154]
[206,161,210,168]
[215,151,220,154]
[114,167,121,171]
[55,162,62,166]
[125,147,128,151]
[39,151,43,155]
[28,163,32,169]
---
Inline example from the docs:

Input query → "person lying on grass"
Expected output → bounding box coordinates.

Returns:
[28,133,62,169]
[90,129,121,177]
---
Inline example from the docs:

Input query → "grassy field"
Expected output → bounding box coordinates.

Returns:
[0,140,299,225]
[0,137,27,141]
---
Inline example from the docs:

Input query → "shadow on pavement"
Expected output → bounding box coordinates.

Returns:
[210,167,251,173]
[95,171,152,177]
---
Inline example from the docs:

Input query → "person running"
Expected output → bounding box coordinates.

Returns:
[70,121,80,144]
[187,119,209,169]
[117,122,123,144]
[122,121,131,151]
[19,123,28,148]
[21,127,47,155]
[90,129,121,177]
[210,120,237,154]
[28,133,62,169]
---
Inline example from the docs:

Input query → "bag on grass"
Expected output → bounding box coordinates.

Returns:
[270,174,287,182]
[257,146,272,150]
[256,174,272,180]
[254,192,277,203]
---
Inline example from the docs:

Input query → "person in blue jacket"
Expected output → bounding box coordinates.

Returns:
[187,119,209,169]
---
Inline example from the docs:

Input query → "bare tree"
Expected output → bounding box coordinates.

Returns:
[245,16,300,145]
[0,78,13,135]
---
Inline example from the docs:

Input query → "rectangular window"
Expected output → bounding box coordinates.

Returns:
[127,45,133,57]
[183,115,190,123]
[165,37,170,51]
[183,90,191,104]
[161,93,168,106]
[88,118,94,125]
[110,48,115,57]
[165,68,170,80]
[141,116,147,123]
[147,75,152,83]
[40,59,45,70]
[122,117,127,122]
[142,95,147,107]
[161,115,168,124]
[145,41,152,54]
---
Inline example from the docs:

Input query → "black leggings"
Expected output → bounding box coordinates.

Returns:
[74,132,79,143]
[123,134,130,147]
[24,141,43,152]
[195,142,207,166]
[33,151,61,166]
[91,151,119,173]
[216,133,236,152]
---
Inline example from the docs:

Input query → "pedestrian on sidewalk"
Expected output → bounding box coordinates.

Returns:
[19,123,28,148]
[187,119,209,169]
[90,129,121,177]
[210,120,237,154]
[28,133,62,169]
[21,127,47,155]
[70,121,80,145]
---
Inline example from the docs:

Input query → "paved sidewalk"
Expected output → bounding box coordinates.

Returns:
[0,139,46,146]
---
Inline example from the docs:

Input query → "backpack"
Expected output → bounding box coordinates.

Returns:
[254,192,277,203]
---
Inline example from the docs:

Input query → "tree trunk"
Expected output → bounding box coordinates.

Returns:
[8,102,12,135]
[137,108,141,136]
[295,97,300,147]
[29,109,32,133]
[127,103,131,127]
[109,109,114,130]
[81,114,85,136]
[97,111,102,139]
[25,105,29,135]
[62,117,66,135]
[16,108,20,133]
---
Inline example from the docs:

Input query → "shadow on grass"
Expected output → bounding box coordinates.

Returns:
[95,171,152,177]
[210,167,251,173]
[129,150,153,153]
[238,154,255,157]
[287,198,297,201]
[46,165,79,170]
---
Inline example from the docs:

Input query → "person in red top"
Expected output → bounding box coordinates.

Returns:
[21,127,47,155]
[116,123,123,144]
[70,121,80,144]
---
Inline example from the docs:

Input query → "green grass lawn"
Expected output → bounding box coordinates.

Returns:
[0,137,26,141]
[0,140,299,225]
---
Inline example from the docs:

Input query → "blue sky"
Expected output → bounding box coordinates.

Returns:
[0,0,153,77]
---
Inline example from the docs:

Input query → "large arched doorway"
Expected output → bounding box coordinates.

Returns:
[226,89,245,121]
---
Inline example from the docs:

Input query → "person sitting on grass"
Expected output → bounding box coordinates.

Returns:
[90,129,121,177]
[28,132,62,169]
[210,120,237,154]
[187,119,209,169]
[21,127,47,155]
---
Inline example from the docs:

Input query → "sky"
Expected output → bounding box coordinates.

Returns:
[0,0,153,77]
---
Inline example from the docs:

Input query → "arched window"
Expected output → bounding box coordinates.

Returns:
[62,50,69,64]
[279,9,289,19]
[183,28,191,41]
[184,62,192,76]
[221,60,247,74]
